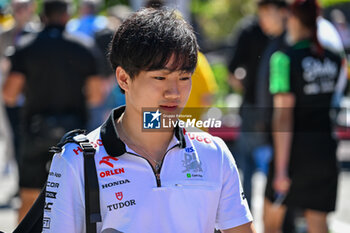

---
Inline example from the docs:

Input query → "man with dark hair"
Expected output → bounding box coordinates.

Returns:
[2,0,103,222]
[227,0,288,208]
[44,8,256,232]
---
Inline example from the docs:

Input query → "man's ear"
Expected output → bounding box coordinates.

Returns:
[116,67,131,93]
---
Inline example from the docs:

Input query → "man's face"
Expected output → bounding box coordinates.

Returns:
[286,14,303,44]
[12,2,34,25]
[122,59,193,117]
[258,5,286,36]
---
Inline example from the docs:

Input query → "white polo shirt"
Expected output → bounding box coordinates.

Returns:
[43,107,252,233]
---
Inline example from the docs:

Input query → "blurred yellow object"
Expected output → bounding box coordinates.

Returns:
[185,52,218,108]
[181,52,218,131]
[0,13,15,31]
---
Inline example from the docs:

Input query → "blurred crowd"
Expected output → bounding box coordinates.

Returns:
[0,0,349,232]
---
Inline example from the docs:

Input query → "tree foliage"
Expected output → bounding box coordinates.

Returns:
[191,0,256,41]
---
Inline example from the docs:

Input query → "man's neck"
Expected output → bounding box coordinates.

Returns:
[117,107,174,162]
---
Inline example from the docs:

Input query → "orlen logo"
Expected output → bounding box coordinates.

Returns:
[100,168,125,178]
[115,192,123,201]
[100,156,118,167]
[99,156,118,168]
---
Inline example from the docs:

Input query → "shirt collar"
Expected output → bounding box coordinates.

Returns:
[100,106,186,157]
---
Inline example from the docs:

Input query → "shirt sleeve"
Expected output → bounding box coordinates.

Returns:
[42,149,85,232]
[214,137,253,230]
[269,51,291,94]
[10,48,26,74]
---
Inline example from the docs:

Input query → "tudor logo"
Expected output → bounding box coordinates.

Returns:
[99,156,119,168]
[115,192,123,201]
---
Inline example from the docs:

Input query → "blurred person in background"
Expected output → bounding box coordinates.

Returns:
[66,0,107,40]
[66,0,111,131]
[0,0,39,163]
[2,0,103,221]
[255,1,347,231]
[227,0,275,208]
[0,0,39,207]
[263,0,347,232]
[0,0,38,64]
[330,9,350,50]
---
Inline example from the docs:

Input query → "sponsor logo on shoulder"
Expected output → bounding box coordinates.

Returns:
[72,139,104,155]
[185,147,195,153]
[187,133,212,144]
[101,179,130,189]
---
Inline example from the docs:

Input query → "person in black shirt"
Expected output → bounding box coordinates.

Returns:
[227,0,286,208]
[263,1,345,232]
[2,0,103,222]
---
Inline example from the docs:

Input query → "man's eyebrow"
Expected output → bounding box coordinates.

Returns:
[149,68,191,74]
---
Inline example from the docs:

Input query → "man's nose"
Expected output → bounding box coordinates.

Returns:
[164,81,180,100]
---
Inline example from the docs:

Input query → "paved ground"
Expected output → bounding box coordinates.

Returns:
[0,140,350,232]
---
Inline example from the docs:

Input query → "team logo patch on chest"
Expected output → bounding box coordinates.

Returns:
[115,192,123,201]
[182,147,204,179]
[106,191,136,212]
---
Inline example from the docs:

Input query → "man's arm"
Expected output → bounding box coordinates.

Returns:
[221,222,256,233]
[272,93,295,194]
[268,50,294,193]
[2,72,25,106]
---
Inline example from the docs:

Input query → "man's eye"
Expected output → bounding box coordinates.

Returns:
[180,77,190,81]
[154,77,165,80]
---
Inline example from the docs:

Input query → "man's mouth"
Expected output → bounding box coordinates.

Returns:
[159,105,178,112]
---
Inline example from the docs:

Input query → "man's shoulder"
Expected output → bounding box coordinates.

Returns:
[58,128,102,164]
[184,130,226,153]
[236,15,260,34]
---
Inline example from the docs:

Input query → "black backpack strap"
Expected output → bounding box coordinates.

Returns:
[80,142,101,233]
[13,186,46,233]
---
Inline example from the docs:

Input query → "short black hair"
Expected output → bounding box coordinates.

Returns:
[43,0,68,19]
[109,8,198,79]
[257,0,288,8]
